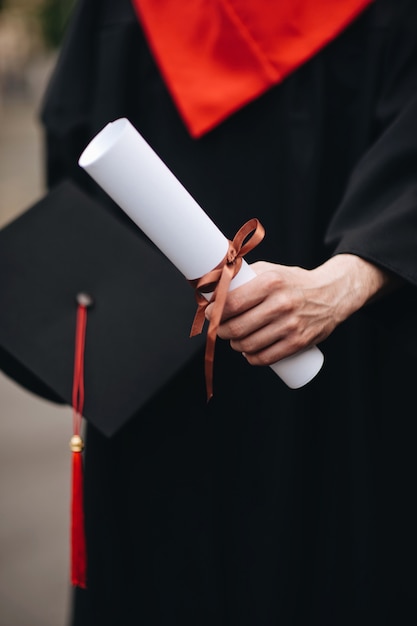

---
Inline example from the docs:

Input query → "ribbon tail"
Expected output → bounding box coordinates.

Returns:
[189,301,208,337]
[204,334,215,402]
[204,264,235,401]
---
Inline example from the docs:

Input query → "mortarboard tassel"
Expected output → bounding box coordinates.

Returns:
[70,292,92,588]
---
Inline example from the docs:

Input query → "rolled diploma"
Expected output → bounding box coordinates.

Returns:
[78,118,324,389]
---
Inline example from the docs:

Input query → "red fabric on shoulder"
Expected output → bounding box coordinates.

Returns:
[131,0,374,137]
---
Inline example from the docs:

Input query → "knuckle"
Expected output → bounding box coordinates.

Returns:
[227,318,245,339]
[256,352,272,367]
[286,333,305,354]
[278,293,294,313]
[286,317,300,334]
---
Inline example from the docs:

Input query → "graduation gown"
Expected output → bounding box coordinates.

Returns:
[11,0,417,623]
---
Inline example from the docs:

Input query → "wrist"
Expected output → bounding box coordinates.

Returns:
[313,253,395,322]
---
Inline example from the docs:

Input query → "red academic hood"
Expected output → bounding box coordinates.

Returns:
[132,0,374,137]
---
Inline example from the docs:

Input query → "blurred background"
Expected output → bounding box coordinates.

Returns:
[1,2,76,624]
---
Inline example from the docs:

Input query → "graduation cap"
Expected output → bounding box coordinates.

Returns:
[0,179,204,438]
[0,179,205,587]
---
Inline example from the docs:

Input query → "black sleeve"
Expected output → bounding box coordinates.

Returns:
[325,1,417,354]
[325,1,417,288]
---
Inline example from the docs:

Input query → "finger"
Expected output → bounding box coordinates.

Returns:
[228,320,287,356]
[232,329,309,366]
[205,274,270,322]
[215,302,270,340]
[216,289,293,340]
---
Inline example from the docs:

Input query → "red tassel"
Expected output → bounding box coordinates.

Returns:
[70,441,87,587]
[70,293,92,589]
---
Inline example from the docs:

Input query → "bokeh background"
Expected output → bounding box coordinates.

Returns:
[1,2,76,624]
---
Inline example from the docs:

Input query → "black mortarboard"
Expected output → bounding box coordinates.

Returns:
[0,180,204,437]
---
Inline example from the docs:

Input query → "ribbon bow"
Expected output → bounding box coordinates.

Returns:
[189,218,265,401]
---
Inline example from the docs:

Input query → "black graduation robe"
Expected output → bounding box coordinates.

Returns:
[23,0,417,623]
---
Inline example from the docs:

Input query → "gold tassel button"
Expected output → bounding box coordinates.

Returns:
[70,434,84,453]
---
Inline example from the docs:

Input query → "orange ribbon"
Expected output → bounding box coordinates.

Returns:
[189,218,265,401]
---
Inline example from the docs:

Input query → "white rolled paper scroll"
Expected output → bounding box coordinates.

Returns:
[78,118,324,389]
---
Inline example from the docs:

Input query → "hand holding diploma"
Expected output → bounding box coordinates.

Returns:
[78,118,324,398]
[207,260,331,372]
